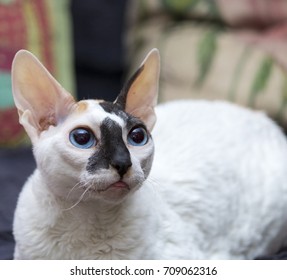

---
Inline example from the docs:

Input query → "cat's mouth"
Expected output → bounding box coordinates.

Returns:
[100,181,130,192]
[85,180,130,194]
[79,178,135,202]
[86,180,131,202]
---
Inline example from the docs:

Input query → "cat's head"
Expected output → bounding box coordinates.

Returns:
[12,49,160,204]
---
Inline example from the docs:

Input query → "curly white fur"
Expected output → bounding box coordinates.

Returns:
[13,100,287,259]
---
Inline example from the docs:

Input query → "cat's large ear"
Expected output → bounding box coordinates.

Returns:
[12,50,76,143]
[116,49,160,131]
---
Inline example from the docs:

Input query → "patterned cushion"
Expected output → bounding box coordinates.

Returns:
[127,0,287,129]
[0,0,74,146]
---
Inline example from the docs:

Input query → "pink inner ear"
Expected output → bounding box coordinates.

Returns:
[31,86,75,132]
[38,110,57,131]
[124,49,159,131]
[15,82,57,130]
[12,50,76,140]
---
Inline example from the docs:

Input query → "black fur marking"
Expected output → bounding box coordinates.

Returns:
[97,63,143,118]
[99,101,127,120]
[87,118,132,177]
[116,64,144,109]
[99,101,148,133]
[99,64,147,133]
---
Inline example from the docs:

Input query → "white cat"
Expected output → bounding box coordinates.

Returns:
[12,49,287,259]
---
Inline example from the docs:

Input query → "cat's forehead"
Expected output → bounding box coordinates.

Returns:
[71,100,123,125]
[71,99,140,129]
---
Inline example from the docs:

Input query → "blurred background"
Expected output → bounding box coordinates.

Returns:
[1,0,287,259]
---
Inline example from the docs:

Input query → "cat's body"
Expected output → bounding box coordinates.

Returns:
[12,49,287,259]
[152,101,287,259]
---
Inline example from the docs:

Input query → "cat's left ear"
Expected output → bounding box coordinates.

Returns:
[116,49,160,131]
[12,50,76,143]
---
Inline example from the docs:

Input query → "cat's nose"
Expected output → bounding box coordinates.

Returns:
[111,158,132,177]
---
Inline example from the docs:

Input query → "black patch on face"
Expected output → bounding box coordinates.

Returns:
[87,118,132,177]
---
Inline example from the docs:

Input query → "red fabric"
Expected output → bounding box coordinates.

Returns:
[0,0,55,146]
[0,108,25,146]
[0,1,26,71]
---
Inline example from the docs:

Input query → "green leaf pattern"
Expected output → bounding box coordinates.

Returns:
[162,0,220,17]
[277,76,287,121]
[162,0,200,14]
[228,47,252,101]
[249,57,273,107]
[195,28,218,87]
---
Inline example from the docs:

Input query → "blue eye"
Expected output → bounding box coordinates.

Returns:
[127,127,148,146]
[69,128,96,149]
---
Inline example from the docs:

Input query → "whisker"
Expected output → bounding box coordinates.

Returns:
[63,184,92,211]
[66,181,83,200]
[146,176,159,186]
[145,176,161,196]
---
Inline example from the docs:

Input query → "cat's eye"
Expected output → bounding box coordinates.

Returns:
[127,126,148,146]
[69,128,96,149]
